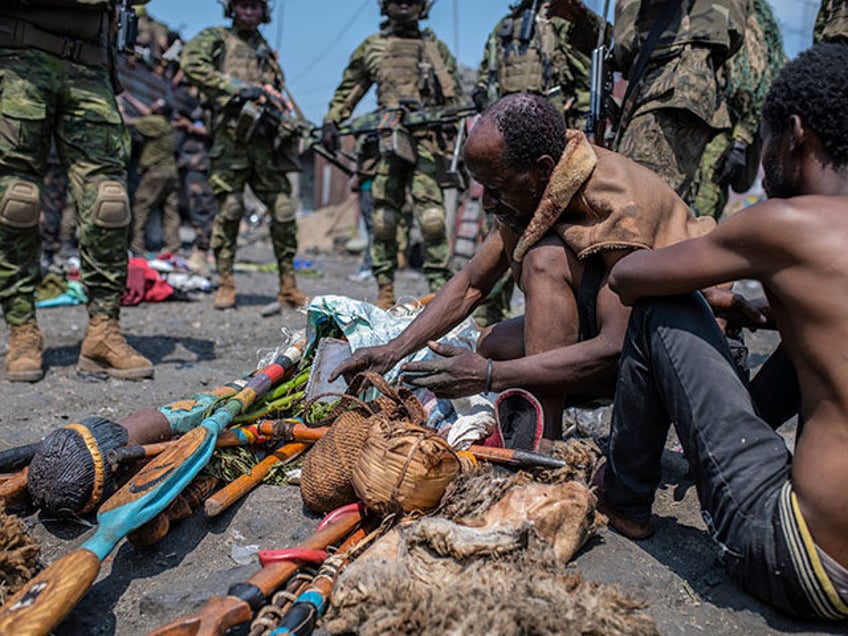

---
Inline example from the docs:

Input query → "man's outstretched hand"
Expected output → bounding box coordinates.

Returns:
[328,344,398,383]
[400,341,489,399]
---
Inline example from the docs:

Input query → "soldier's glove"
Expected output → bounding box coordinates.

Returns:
[321,121,341,154]
[719,140,747,186]
[236,86,266,103]
[471,87,488,114]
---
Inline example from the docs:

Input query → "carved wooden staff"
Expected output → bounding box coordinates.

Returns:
[146,503,363,636]
[0,340,305,636]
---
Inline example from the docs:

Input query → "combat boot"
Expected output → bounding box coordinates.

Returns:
[376,281,395,310]
[187,246,210,277]
[214,272,237,310]
[260,273,310,317]
[78,316,154,380]
[6,322,44,382]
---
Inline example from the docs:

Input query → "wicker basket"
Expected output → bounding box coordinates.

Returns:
[300,405,374,513]
[352,418,461,515]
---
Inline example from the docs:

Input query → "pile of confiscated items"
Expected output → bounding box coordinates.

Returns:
[0,296,657,635]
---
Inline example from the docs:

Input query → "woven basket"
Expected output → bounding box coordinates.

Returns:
[352,418,460,515]
[300,404,374,513]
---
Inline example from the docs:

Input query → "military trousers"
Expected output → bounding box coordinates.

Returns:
[131,168,181,255]
[0,48,130,326]
[183,169,217,251]
[615,106,714,205]
[691,130,733,219]
[208,128,297,276]
[370,141,452,291]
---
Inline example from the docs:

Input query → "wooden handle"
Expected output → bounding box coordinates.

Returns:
[0,549,100,636]
[204,443,309,517]
[147,508,361,636]
[0,467,28,507]
[145,596,253,636]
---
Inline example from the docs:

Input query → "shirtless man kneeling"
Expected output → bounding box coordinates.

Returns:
[600,43,848,620]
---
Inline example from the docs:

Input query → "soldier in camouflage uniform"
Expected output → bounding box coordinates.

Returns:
[321,0,462,309]
[472,0,602,127]
[816,0,848,43]
[692,0,785,219]
[470,0,603,326]
[129,98,181,256]
[0,0,154,382]
[612,0,749,203]
[181,0,308,314]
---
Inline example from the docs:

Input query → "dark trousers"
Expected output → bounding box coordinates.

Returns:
[604,293,833,619]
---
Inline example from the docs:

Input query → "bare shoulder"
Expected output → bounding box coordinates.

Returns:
[715,197,832,248]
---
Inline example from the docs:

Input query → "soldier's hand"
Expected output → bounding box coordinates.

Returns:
[321,121,341,154]
[471,87,488,113]
[236,86,266,102]
[720,140,747,187]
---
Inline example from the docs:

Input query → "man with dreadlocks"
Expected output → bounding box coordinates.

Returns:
[333,93,720,439]
[601,43,848,620]
[691,0,786,219]
[815,0,848,43]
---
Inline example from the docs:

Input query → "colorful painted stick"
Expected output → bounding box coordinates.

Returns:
[146,503,363,636]
[0,340,305,636]
[204,442,309,517]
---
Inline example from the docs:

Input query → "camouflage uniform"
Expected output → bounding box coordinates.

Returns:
[612,0,749,203]
[177,125,217,252]
[130,112,180,255]
[815,0,848,43]
[324,22,462,293]
[472,2,602,325]
[181,25,299,280]
[475,2,600,128]
[0,1,141,327]
[692,0,785,219]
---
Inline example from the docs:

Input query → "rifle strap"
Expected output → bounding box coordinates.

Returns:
[615,0,681,134]
[422,37,456,101]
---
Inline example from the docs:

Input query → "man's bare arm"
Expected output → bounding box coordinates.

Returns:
[329,230,510,380]
[608,202,793,305]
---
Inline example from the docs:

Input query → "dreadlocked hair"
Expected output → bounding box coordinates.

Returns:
[486,93,566,172]
[762,42,848,167]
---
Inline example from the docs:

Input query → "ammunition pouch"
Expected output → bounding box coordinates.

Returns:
[435,153,468,191]
[379,126,417,166]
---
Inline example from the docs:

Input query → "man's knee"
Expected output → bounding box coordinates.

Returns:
[218,192,244,221]
[268,193,295,223]
[0,179,40,228]
[91,181,131,228]
[419,206,446,242]
[372,207,397,242]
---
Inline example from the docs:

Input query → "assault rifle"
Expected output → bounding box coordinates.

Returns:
[229,85,356,176]
[583,0,618,146]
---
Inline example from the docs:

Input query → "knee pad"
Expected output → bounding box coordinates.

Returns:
[269,193,295,223]
[372,207,397,242]
[419,206,446,241]
[0,180,39,228]
[219,192,244,221]
[92,181,130,228]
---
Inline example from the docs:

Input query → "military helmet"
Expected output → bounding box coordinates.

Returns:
[221,0,273,24]
[379,0,434,21]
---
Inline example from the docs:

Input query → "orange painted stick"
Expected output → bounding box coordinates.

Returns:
[146,504,363,636]
[0,467,28,507]
[204,442,309,517]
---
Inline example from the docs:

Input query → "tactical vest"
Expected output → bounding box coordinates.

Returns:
[375,33,455,108]
[221,28,281,88]
[816,0,848,42]
[496,13,558,95]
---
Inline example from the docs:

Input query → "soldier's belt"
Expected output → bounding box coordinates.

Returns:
[0,17,108,66]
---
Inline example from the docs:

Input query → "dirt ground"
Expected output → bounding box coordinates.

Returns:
[0,223,843,636]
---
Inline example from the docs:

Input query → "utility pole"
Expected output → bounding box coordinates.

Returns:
[275,0,285,52]
[453,0,460,60]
